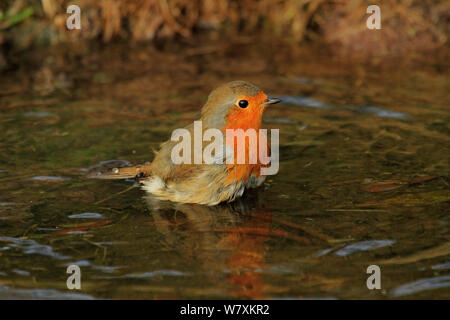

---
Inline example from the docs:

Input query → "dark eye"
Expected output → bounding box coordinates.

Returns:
[238,100,248,108]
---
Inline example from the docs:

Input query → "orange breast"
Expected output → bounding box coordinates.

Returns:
[223,91,270,185]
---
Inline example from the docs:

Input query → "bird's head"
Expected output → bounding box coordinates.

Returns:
[201,81,280,130]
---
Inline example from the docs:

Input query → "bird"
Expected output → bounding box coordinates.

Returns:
[89,81,281,206]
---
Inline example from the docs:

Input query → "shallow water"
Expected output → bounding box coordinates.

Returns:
[0,41,449,299]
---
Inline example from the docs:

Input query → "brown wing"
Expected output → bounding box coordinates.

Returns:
[150,122,228,181]
[88,122,225,181]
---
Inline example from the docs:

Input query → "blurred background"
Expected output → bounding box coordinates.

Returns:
[0,1,449,299]
[1,0,448,99]
[1,0,449,62]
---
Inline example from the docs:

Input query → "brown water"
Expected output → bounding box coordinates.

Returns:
[0,40,449,299]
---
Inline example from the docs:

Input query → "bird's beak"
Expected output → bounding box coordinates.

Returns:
[262,97,281,106]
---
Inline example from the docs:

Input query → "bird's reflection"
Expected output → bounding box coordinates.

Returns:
[144,189,272,299]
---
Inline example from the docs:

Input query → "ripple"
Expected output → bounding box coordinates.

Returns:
[92,265,122,273]
[12,269,30,276]
[254,264,296,274]
[123,270,186,278]
[0,285,94,300]
[389,276,450,297]
[36,227,60,231]
[101,269,187,279]
[23,111,53,118]
[0,202,17,206]
[431,261,450,270]
[64,260,122,274]
[64,260,91,267]
[30,176,71,182]
[355,105,411,120]
[68,212,104,219]
[295,77,314,84]
[0,236,70,260]
[263,117,297,124]
[334,240,396,256]
[279,96,412,120]
[279,96,330,109]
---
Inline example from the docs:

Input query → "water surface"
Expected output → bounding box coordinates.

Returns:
[0,42,449,299]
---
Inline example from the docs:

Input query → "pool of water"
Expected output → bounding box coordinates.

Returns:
[0,41,449,299]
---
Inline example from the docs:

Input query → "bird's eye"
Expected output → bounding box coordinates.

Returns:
[238,100,249,108]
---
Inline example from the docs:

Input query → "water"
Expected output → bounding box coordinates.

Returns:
[0,41,448,299]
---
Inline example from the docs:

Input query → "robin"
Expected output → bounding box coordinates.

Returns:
[90,81,281,205]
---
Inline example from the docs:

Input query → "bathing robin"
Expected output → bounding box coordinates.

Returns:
[90,81,281,205]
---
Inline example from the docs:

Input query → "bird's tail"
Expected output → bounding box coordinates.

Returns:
[87,164,151,180]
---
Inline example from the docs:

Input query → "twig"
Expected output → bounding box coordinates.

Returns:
[94,185,137,205]
[252,214,332,242]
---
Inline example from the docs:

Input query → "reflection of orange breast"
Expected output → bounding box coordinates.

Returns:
[225,211,272,299]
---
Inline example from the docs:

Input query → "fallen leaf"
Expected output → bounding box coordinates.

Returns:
[54,219,113,235]
[409,176,438,184]
[362,180,405,192]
